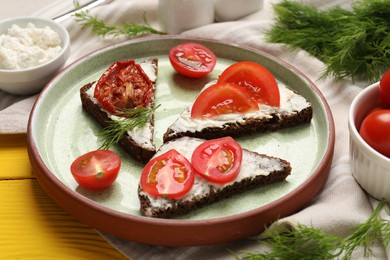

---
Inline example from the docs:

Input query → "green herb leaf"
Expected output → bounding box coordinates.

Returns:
[73,0,165,38]
[236,199,390,259]
[266,0,390,82]
[97,104,160,150]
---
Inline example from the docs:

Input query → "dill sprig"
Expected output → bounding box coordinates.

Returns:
[266,0,390,82]
[97,104,160,150]
[72,0,165,37]
[342,199,390,258]
[236,199,390,259]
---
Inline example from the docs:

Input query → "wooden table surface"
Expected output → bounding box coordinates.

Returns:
[0,134,127,259]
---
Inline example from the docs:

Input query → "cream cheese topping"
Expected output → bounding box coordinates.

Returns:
[85,60,156,150]
[139,137,286,211]
[139,61,157,82]
[167,82,311,133]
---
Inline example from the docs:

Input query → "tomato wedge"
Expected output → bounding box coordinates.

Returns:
[70,150,121,190]
[140,149,195,198]
[191,82,259,119]
[169,42,217,78]
[191,137,243,184]
[217,61,280,106]
[94,60,153,115]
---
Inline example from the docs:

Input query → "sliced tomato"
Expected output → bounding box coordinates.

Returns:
[190,82,259,119]
[169,42,217,78]
[217,61,280,106]
[70,150,121,190]
[140,149,195,198]
[191,137,243,184]
[94,60,153,115]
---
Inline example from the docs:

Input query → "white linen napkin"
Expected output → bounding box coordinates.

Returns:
[1,0,388,258]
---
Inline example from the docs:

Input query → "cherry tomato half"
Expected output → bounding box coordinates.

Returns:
[169,42,217,78]
[70,150,121,190]
[94,60,153,115]
[379,70,390,108]
[217,61,280,106]
[359,109,390,158]
[190,82,259,119]
[191,137,243,184]
[140,149,195,198]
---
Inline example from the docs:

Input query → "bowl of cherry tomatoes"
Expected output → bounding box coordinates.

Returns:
[348,71,390,201]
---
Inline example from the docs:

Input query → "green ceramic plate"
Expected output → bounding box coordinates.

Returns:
[27,36,335,246]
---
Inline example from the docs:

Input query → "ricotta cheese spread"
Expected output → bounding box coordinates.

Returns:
[0,23,62,70]
[139,137,286,214]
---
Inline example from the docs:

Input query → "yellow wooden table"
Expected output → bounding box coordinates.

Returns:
[0,134,127,259]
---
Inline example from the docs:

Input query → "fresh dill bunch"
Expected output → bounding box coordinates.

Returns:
[97,104,160,150]
[72,0,165,37]
[322,5,390,82]
[266,1,352,61]
[237,224,342,260]
[236,199,390,260]
[266,0,390,82]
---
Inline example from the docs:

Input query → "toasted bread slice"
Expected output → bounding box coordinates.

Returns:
[138,136,291,218]
[80,59,158,163]
[163,81,312,143]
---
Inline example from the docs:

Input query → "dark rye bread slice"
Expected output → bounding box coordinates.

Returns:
[138,137,291,218]
[163,83,313,143]
[80,59,158,163]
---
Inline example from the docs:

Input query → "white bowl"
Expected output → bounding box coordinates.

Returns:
[348,82,390,200]
[0,16,70,95]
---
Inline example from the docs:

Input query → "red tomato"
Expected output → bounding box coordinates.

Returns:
[191,137,243,184]
[169,42,217,78]
[190,82,259,119]
[217,61,280,106]
[70,150,121,190]
[379,70,390,108]
[359,109,390,158]
[140,149,195,198]
[94,60,153,115]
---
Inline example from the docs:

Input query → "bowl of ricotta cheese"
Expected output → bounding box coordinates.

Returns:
[0,16,70,95]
